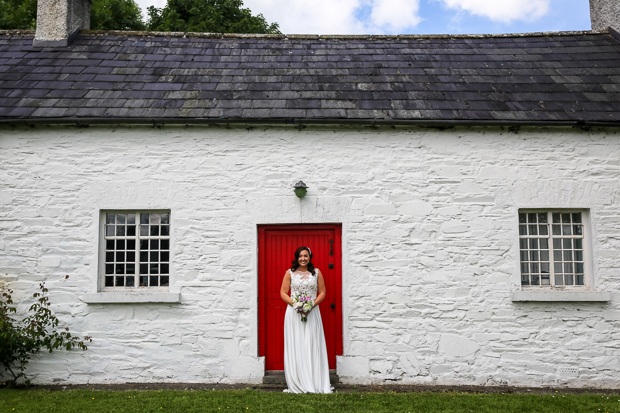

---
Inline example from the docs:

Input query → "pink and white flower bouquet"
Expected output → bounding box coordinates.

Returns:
[292,291,314,322]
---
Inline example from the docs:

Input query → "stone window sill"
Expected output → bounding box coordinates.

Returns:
[511,291,611,302]
[82,292,180,304]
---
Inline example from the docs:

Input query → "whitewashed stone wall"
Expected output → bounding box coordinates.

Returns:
[0,124,619,388]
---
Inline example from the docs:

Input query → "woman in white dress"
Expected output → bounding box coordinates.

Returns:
[280,246,333,393]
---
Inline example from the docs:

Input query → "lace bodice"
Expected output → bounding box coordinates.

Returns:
[290,269,319,299]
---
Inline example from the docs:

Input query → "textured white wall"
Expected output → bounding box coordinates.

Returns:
[0,125,619,388]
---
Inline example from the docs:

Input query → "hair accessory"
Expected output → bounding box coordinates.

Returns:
[307,247,312,256]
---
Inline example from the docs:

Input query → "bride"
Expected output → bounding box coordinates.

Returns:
[280,246,333,393]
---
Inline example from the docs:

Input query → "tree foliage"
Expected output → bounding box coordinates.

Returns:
[91,0,146,30]
[0,278,91,387]
[0,0,145,30]
[146,0,280,34]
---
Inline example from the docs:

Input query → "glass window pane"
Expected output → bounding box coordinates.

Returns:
[563,239,572,249]
[521,263,528,274]
[541,274,550,285]
[563,250,572,261]
[553,238,561,250]
[576,274,584,285]
[140,225,149,236]
[572,213,582,224]
[562,213,571,223]
[140,264,148,274]
[150,275,159,286]
[575,263,584,273]
[115,263,124,274]
[521,274,530,285]
[117,214,126,224]
[562,225,572,236]
[141,213,149,224]
[564,262,573,273]
[574,239,583,249]
[151,240,159,250]
[554,251,562,262]
[116,226,125,236]
[127,214,136,225]
[106,213,115,224]
[126,276,135,287]
[552,213,561,223]
[150,226,159,236]
[127,239,136,250]
[140,240,149,250]
[519,213,527,223]
[161,264,169,274]
[541,263,550,273]
[573,225,582,236]
[530,263,539,273]
[528,225,538,235]
[140,276,148,286]
[127,225,136,236]
[160,275,169,286]
[106,240,114,250]
[161,214,170,224]
[528,213,537,223]
[530,251,539,261]
[115,276,124,287]
[106,252,114,262]
[574,250,583,261]
[150,264,159,274]
[140,251,148,262]
[161,225,170,236]
[116,251,125,262]
[161,240,170,250]
[555,274,564,285]
[554,263,563,274]
[539,225,548,236]
[150,251,159,262]
[538,213,548,223]
[126,264,135,274]
[105,264,114,274]
[529,239,538,249]
[540,239,549,249]
[531,275,540,285]
[565,274,573,285]
[519,225,527,236]
[161,251,169,262]
[105,276,114,287]
[552,225,561,235]
[117,240,125,250]
[127,251,135,262]
[540,251,549,261]
[150,214,161,225]
[106,225,115,236]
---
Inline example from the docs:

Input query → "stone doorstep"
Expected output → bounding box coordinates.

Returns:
[262,370,340,386]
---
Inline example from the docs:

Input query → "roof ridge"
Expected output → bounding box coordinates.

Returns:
[0,29,609,39]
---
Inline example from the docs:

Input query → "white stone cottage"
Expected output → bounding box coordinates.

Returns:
[1,0,620,388]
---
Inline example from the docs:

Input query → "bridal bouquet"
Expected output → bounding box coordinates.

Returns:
[292,291,314,322]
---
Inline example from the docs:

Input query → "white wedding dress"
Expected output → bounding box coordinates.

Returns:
[283,269,333,394]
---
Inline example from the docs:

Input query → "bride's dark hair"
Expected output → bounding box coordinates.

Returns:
[290,246,316,275]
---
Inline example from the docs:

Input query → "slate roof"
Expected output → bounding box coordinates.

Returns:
[1,30,620,125]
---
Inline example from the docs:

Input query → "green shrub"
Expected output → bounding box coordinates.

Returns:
[0,278,91,387]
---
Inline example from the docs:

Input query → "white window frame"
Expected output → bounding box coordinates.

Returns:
[97,209,172,293]
[518,209,592,290]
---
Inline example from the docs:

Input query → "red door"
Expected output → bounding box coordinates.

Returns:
[258,224,342,371]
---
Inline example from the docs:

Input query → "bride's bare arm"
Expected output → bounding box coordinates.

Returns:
[280,270,293,306]
[314,269,326,306]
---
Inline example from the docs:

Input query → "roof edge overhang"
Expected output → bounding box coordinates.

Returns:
[1,118,619,128]
[0,29,610,40]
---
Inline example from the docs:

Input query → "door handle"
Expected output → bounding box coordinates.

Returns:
[329,239,334,256]
[330,303,335,309]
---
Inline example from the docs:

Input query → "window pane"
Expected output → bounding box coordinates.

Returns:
[521,274,530,285]
[160,275,169,286]
[573,225,582,236]
[529,239,538,249]
[161,214,170,224]
[150,264,159,274]
[117,240,125,250]
[555,274,564,285]
[150,214,161,225]
[562,225,572,236]
[105,276,114,287]
[552,225,561,235]
[140,240,149,250]
[141,213,149,224]
[552,213,561,223]
[126,263,135,274]
[528,225,538,235]
[565,274,573,285]
[127,225,136,236]
[574,239,583,249]
[563,250,572,261]
[541,263,550,273]
[127,239,136,250]
[115,276,124,287]
[106,240,114,250]
[161,239,170,250]
[530,263,539,273]
[150,226,159,236]
[116,251,125,262]
[528,213,537,223]
[541,274,550,285]
[564,262,573,273]
[161,264,169,274]
[520,250,528,261]
[127,214,136,224]
[576,274,584,285]
[553,238,561,250]
[106,225,115,236]
[150,276,159,286]
[161,251,169,262]
[572,213,582,224]
[540,239,549,249]
[117,214,126,224]
[530,251,539,261]
[538,213,548,223]
[531,275,540,285]
[140,264,148,274]
[521,263,528,274]
[540,251,549,261]
[116,226,125,236]
[575,262,584,273]
[519,225,527,236]
[554,251,562,262]
[127,251,135,262]
[115,263,124,274]
[151,240,159,250]
[150,251,159,262]
[519,213,527,223]
[106,213,115,224]
[539,225,548,236]
[562,213,571,223]
[140,225,149,236]
[106,252,114,262]
[161,225,170,236]
[563,239,572,249]
[105,264,114,274]
[126,276,135,287]
[140,252,148,262]
[140,276,148,286]
[554,263,563,274]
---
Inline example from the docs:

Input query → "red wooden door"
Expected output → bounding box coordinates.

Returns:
[258,224,342,371]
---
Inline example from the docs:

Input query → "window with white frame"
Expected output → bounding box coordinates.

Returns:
[101,211,170,289]
[519,210,588,287]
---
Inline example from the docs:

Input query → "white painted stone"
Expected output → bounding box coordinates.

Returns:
[438,334,479,357]
[337,356,369,377]
[398,201,433,216]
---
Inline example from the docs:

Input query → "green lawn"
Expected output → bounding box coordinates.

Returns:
[1,389,620,413]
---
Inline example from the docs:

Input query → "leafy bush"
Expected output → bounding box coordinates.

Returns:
[0,278,91,387]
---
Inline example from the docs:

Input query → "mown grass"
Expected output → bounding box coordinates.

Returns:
[1,388,620,413]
